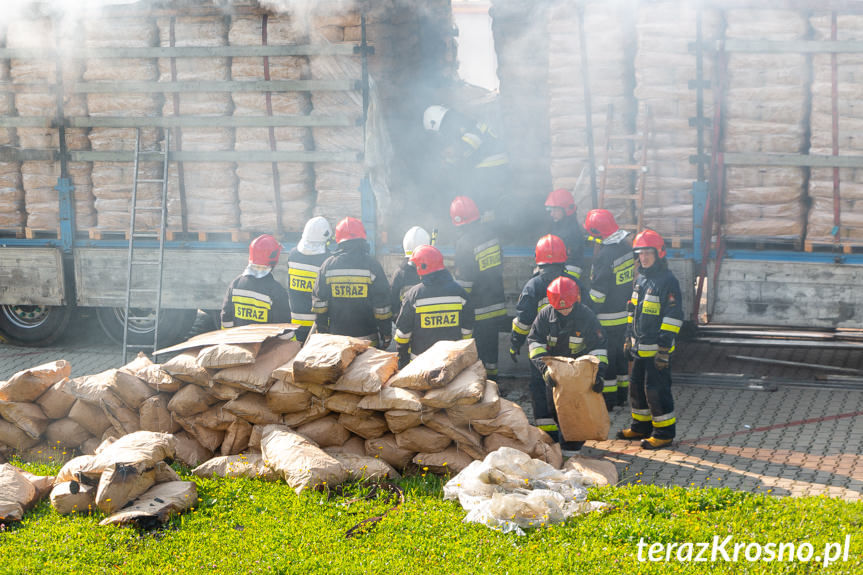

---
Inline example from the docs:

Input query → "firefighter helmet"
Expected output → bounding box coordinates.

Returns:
[298,216,332,255]
[535,234,567,265]
[423,105,449,132]
[544,188,576,217]
[547,276,581,310]
[633,229,666,258]
[334,217,367,243]
[410,244,445,276]
[584,209,619,240]
[450,196,480,226]
[249,234,282,267]
[402,226,431,257]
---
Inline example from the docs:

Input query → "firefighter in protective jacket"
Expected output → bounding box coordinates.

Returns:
[545,188,588,283]
[394,244,473,369]
[311,217,392,348]
[285,216,332,342]
[528,276,608,455]
[585,209,635,410]
[221,234,291,329]
[618,229,683,450]
[451,195,506,379]
[390,226,430,313]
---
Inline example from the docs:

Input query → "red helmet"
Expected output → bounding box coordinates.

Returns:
[633,229,666,258]
[545,188,576,217]
[535,234,567,265]
[547,276,580,310]
[450,196,480,226]
[410,244,445,276]
[249,234,282,266]
[584,209,619,239]
[334,217,367,243]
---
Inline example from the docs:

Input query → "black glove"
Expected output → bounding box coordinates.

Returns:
[623,336,632,358]
[655,347,670,371]
[397,346,410,370]
[379,333,392,350]
[509,347,519,363]
[591,373,605,394]
[542,369,556,388]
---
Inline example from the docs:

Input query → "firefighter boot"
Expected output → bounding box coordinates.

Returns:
[641,436,673,450]
[616,428,648,441]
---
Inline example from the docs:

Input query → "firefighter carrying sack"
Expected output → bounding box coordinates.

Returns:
[542,356,610,442]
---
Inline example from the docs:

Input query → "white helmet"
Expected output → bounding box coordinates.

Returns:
[402,226,431,257]
[423,105,449,132]
[298,216,332,255]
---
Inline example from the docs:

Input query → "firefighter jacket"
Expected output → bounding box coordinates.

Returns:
[454,222,506,326]
[510,263,565,352]
[394,268,473,356]
[311,239,392,340]
[548,212,587,281]
[285,247,328,329]
[443,109,509,172]
[588,229,635,329]
[221,271,291,329]
[627,258,683,357]
[527,303,608,380]
[390,258,420,313]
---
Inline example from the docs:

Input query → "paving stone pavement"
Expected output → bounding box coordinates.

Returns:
[2,322,861,501]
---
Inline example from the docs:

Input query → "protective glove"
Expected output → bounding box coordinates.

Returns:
[542,369,556,388]
[623,336,632,358]
[654,347,671,371]
[379,333,392,350]
[509,347,519,363]
[591,373,605,393]
[397,346,410,370]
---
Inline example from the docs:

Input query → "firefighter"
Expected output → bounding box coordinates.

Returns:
[424,105,508,217]
[527,276,608,456]
[221,234,291,329]
[617,229,683,450]
[285,216,332,343]
[390,226,430,313]
[509,234,568,439]
[544,188,588,283]
[584,209,635,411]
[394,244,473,369]
[311,217,392,348]
[451,195,506,380]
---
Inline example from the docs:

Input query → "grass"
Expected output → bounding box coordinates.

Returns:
[1,459,861,575]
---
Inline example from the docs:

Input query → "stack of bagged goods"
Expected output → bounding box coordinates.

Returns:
[83,16,179,231]
[722,9,808,241]
[545,0,635,219]
[0,463,54,523]
[229,13,314,233]
[309,12,366,221]
[634,2,719,239]
[0,51,23,229]
[8,17,96,231]
[158,14,238,232]
[807,13,863,246]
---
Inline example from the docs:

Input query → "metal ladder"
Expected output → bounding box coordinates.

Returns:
[122,128,170,363]
[598,102,650,231]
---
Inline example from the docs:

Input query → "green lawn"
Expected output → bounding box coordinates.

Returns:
[1,460,861,574]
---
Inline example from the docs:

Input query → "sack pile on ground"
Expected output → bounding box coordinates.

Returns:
[0,330,569,516]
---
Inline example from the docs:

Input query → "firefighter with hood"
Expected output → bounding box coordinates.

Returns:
[221,234,291,329]
[390,226,430,313]
[311,217,392,348]
[424,105,508,216]
[544,188,588,283]
[584,209,635,411]
[617,229,682,450]
[285,216,332,342]
[509,234,568,438]
[527,276,608,456]
[451,195,506,379]
[394,244,473,369]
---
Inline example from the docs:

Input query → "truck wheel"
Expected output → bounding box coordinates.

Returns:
[96,307,197,348]
[0,304,73,346]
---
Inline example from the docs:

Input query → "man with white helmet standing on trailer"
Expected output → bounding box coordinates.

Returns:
[390,226,431,313]
[311,217,392,349]
[617,229,682,450]
[285,216,332,343]
[221,234,291,329]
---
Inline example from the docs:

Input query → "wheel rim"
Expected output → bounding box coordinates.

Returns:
[0,304,52,329]
[110,307,156,335]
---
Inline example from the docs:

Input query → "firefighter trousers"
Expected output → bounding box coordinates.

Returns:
[604,324,629,409]
[629,356,676,440]
[474,317,500,379]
